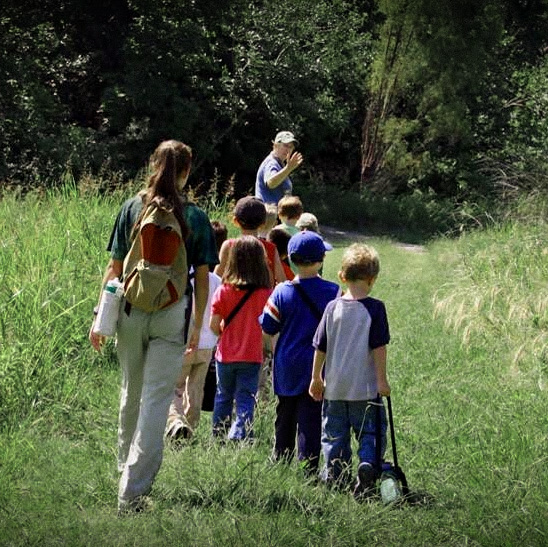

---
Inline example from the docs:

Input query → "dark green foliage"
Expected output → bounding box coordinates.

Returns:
[0,1,132,184]
[0,0,546,202]
[0,0,375,192]
[361,0,548,198]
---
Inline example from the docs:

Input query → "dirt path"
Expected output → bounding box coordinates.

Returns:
[320,225,427,253]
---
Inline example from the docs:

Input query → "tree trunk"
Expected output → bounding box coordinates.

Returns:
[360,22,412,191]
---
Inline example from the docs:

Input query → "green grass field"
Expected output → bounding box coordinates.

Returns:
[1,186,547,546]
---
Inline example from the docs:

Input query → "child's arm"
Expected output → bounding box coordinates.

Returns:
[272,248,287,284]
[309,349,326,401]
[186,264,209,352]
[372,345,390,397]
[209,313,223,336]
[213,240,230,277]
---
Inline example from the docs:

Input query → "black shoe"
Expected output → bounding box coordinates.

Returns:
[353,462,377,500]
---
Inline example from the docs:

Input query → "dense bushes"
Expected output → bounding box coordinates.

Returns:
[1,0,546,201]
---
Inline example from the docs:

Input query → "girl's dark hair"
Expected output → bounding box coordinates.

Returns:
[211,220,228,252]
[133,140,192,240]
[223,236,271,288]
[268,226,291,258]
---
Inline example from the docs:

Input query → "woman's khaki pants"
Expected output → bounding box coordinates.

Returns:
[115,297,186,509]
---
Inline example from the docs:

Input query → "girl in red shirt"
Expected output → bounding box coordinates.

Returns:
[210,236,272,441]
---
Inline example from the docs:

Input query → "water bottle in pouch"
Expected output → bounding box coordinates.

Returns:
[380,470,402,505]
[93,278,123,336]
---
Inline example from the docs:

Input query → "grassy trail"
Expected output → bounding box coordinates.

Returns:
[1,193,547,545]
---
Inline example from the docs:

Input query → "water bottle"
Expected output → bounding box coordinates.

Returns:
[380,470,402,505]
[93,278,123,336]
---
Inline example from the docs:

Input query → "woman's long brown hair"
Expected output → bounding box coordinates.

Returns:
[132,140,192,240]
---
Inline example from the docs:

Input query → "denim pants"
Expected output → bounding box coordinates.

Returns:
[212,361,260,440]
[274,392,322,471]
[116,297,187,507]
[321,398,387,483]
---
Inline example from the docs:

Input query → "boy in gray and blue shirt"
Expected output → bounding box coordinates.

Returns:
[310,243,391,498]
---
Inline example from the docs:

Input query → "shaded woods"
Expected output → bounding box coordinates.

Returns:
[1,0,547,202]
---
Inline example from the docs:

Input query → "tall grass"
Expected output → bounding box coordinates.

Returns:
[1,183,548,546]
[433,204,548,390]
[0,184,118,435]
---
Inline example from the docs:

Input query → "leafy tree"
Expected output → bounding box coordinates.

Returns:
[2,0,546,202]
[100,0,377,191]
[362,0,507,196]
[473,0,548,194]
[221,0,378,188]
[0,0,131,184]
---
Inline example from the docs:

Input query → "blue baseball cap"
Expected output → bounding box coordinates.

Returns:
[288,230,332,263]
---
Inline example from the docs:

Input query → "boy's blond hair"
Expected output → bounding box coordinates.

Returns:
[278,195,304,220]
[340,244,380,281]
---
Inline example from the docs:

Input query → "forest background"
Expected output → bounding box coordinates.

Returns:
[2,0,547,229]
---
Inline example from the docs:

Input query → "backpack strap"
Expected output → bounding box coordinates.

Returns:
[223,287,256,330]
[291,280,323,321]
[386,395,409,495]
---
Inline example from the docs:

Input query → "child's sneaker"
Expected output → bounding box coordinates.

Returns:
[353,462,377,500]
[165,419,192,444]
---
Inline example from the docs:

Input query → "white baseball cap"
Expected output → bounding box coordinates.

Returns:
[296,212,319,233]
[273,131,299,145]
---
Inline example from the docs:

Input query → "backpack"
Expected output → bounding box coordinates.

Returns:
[122,199,188,313]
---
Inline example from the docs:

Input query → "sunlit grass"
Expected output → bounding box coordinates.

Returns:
[1,184,548,545]
[433,219,548,390]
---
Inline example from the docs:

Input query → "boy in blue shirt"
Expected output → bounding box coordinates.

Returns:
[310,243,391,498]
[261,231,340,473]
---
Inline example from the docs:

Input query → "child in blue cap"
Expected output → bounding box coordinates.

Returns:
[261,231,340,474]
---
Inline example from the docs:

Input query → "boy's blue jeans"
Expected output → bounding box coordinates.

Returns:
[212,361,260,440]
[321,398,387,484]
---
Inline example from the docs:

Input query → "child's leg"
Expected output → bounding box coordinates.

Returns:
[257,333,274,402]
[201,350,217,412]
[184,348,211,430]
[165,352,193,437]
[349,398,387,466]
[212,361,237,437]
[296,392,322,473]
[349,398,386,498]
[230,363,260,440]
[274,395,298,461]
[321,399,352,485]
